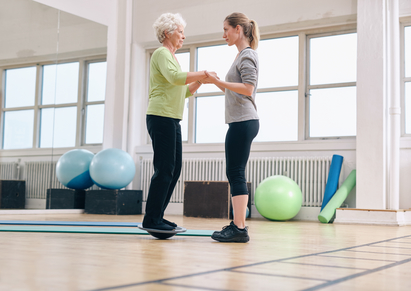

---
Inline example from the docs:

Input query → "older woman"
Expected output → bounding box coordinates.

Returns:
[143,13,216,231]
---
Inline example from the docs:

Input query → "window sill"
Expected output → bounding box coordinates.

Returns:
[135,139,357,156]
[0,145,103,159]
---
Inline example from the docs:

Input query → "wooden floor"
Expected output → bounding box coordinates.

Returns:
[0,214,411,291]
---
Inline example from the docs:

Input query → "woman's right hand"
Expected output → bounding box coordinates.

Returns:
[202,71,219,84]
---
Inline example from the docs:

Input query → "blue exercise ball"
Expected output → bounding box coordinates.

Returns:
[89,148,135,190]
[56,149,95,190]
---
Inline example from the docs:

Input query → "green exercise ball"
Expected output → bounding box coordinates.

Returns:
[255,175,302,221]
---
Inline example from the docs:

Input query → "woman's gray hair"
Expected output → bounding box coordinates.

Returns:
[153,13,186,43]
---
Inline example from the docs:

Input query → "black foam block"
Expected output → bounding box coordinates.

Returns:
[183,181,251,219]
[0,180,25,209]
[46,189,85,209]
[84,190,142,215]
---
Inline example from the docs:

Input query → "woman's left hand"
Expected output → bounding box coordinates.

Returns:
[203,71,219,84]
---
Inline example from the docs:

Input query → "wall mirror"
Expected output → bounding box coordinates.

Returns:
[0,0,107,210]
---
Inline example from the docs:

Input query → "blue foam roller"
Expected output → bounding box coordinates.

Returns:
[320,154,344,211]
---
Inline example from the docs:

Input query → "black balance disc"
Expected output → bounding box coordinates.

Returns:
[138,225,187,239]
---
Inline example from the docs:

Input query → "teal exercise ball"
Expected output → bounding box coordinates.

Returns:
[255,175,302,221]
[232,206,250,219]
[56,149,95,190]
[89,148,135,190]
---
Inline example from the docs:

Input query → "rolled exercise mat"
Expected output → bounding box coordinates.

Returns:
[318,170,356,223]
[320,154,344,211]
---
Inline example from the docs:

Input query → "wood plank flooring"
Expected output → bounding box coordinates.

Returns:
[0,213,411,290]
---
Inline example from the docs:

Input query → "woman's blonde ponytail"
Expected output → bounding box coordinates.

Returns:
[224,13,260,50]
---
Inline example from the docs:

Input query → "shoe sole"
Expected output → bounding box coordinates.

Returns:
[211,235,249,243]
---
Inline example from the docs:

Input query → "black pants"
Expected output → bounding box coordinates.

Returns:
[143,115,182,226]
[225,119,259,196]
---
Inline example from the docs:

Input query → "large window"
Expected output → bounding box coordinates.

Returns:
[3,67,36,149]
[1,58,106,149]
[175,51,190,142]
[84,61,107,144]
[194,37,299,143]
[195,44,236,143]
[255,36,299,142]
[404,25,411,134]
[307,32,357,138]
[147,28,357,145]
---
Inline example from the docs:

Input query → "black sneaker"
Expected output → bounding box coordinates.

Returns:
[142,221,174,231]
[211,221,249,243]
[163,218,177,227]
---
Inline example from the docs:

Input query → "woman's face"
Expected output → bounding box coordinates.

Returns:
[167,25,185,50]
[223,21,239,46]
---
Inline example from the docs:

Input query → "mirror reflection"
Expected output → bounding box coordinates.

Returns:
[0,0,107,209]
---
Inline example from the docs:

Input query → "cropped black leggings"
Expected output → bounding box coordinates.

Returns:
[225,119,259,196]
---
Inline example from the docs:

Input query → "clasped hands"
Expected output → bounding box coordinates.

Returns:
[201,70,219,84]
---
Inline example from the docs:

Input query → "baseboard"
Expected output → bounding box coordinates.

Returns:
[159,203,321,221]
[291,207,321,221]
[150,202,184,215]
[26,198,46,209]
[250,205,321,221]
[9,199,342,223]
[334,208,411,226]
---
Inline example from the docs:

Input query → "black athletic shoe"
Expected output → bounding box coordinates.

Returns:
[211,221,249,243]
[162,218,177,227]
[142,221,175,231]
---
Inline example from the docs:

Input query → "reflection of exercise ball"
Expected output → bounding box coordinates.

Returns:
[56,149,94,190]
[232,206,250,218]
[255,175,302,221]
[89,148,135,190]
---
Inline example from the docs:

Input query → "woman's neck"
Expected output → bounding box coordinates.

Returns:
[162,41,176,54]
[235,39,251,53]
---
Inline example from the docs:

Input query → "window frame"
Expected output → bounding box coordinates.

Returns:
[0,55,106,150]
[82,59,107,146]
[145,25,358,148]
[305,29,357,140]
[401,21,411,137]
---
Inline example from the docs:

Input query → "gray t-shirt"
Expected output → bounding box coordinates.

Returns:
[225,47,259,124]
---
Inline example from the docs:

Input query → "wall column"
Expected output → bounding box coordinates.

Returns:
[387,0,401,210]
[356,0,388,209]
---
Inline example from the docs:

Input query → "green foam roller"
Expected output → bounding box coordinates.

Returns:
[318,170,356,223]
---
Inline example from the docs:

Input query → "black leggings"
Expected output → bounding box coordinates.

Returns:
[144,115,182,226]
[225,119,259,196]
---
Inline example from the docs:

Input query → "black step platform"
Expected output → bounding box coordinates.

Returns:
[0,180,25,209]
[85,189,142,215]
[46,189,85,209]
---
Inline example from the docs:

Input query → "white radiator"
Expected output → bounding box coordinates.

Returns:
[25,161,65,199]
[0,162,18,180]
[140,157,333,207]
[24,161,98,199]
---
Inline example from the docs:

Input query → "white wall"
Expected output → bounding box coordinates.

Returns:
[33,0,113,26]
[133,0,357,46]
[0,0,107,64]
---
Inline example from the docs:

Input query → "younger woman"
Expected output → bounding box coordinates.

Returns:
[204,12,260,242]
